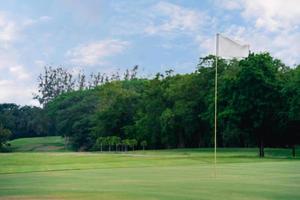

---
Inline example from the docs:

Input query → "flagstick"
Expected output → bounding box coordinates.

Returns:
[214,33,219,178]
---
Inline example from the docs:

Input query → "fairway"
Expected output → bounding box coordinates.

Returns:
[0,1,300,200]
[0,149,299,200]
[9,136,66,152]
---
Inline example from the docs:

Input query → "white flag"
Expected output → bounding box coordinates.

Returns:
[217,34,249,58]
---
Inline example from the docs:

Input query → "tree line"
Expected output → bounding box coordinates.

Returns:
[33,65,139,106]
[0,104,49,139]
[0,103,49,151]
[0,53,299,156]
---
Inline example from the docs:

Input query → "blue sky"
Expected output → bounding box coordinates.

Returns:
[0,0,300,105]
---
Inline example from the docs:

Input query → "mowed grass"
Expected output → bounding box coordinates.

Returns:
[9,136,67,152]
[0,147,299,199]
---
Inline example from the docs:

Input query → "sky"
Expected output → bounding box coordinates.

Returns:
[0,0,300,106]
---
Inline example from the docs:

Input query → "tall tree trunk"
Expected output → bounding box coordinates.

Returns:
[143,146,145,151]
[259,139,264,157]
[109,145,111,152]
[100,144,102,152]
[292,145,296,157]
[178,132,185,148]
[64,135,68,150]
[116,144,118,152]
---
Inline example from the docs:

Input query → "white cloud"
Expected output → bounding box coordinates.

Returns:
[228,0,300,65]
[0,79,38,106]
[198,0,300,65]
[241,0,300,32]
[0,47,32,80]
[0,13,19,43]
[145,1,209,35]
[0,12,43,105]
[66,39,129,66]
[195,35,215,56]
[217,0,300,32]
[267,32,300,65]
[9,65,31,80]
[0,12,51,43]
[0,51,34,105]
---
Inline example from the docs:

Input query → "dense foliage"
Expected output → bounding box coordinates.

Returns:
[1,53,299,156]
[0,124,12,151]
[44,53,300,154]
[0,104,49,139]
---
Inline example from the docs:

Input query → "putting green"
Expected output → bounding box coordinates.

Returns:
[0,149,299,200]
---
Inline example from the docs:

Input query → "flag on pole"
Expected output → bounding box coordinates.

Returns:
[217,34,250,58]
[213,33,249,177]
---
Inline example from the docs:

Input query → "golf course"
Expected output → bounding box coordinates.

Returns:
[0,137,299,200]
[0,1,300,199]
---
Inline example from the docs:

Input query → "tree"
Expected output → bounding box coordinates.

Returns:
[46,89,99,151]
[140,140,148,150]
[0,124,12,151]
[122,139,130,151]
[92,81,141,140]
[132,74,167,148]
[0,104,49,139]
[111,136,121,152]
[129,139,138,151]
[34,66,76,106]
[106,137,114,152]
[232,53,283,157]
[281,65,300,157]
[95,137,106,152]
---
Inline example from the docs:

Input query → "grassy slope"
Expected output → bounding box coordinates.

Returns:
[0,148,299,200]
[9,136,67,152]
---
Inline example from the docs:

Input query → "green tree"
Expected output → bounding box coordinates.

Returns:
[46,89,99,150]
[0,104,49,139]
[92,81,141,140]
[110,136,121,152]
[122,139,130,151]
[94,137,106,152]
[281,65,300,157]
[132,74,168,148]
[140,140,147,150]
[232,53,283,157]
[129,139,138,151]
[33,66,76,106]
[0,124,12,151]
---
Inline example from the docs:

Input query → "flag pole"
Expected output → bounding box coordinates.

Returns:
[214,33,219,177]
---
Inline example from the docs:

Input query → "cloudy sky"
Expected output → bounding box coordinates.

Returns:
[0,0,300,106]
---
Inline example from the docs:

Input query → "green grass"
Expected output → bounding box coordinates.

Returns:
[0,147,299,200]
[9,136,67,152]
